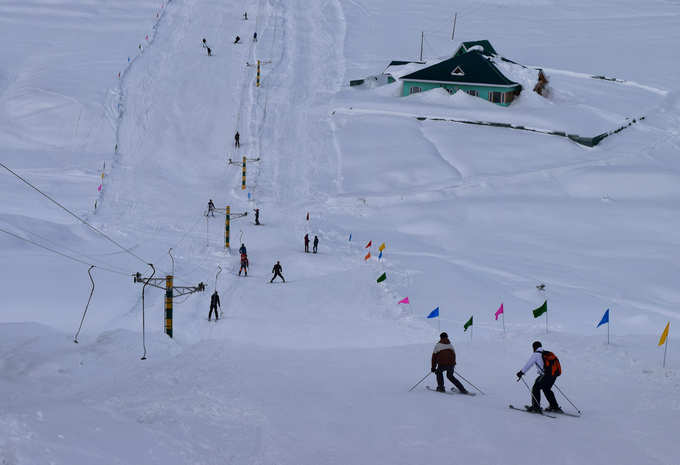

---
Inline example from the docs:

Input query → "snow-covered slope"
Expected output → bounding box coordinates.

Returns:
[1,0,680,463]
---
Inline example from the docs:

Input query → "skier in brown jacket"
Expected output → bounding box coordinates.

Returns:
[431,332,468,394]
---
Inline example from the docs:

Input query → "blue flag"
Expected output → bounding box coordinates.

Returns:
[378,250,383,260]
[597,309,609,327]
[348,233,352,242]
[427,307,439,319]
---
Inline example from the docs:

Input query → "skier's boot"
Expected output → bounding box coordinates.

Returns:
[436,386,446,393]
[525,405,542,413]
[544,405,563,413]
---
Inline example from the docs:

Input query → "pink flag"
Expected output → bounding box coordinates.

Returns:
[97,184,102,192]
[398,297,409,305]
[495,303,504,320]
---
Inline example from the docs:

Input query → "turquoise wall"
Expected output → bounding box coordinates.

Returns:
[402,81,519,106]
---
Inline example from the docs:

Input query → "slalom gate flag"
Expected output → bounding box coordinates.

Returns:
[378,250,383,260]
[658,322,670,346]
[348,233,352,241]
[532,300,547,318]
[378,242,386,252]
[97,184,102,192]
[364,252,371,261]
[306,212,309,221]
[597,309,610,328]
[101,172,105,179]
[376,272,386,283]
[427,307,439,319]
[495,303,504,320]
[365,240,372,248]
[398,297,409,305]
[464,316,473,331]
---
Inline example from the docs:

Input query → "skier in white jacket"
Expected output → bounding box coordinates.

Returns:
[516,341,562,413]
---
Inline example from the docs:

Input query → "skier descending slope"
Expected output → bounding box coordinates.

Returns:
[270,261,285,283]
[304,234,310,253]
[431,332,468,394]
[209,290,220,321]
[207,199,215,217]
[516,341,563,413]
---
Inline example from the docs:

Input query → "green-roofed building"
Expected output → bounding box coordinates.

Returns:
[400,48,522,106]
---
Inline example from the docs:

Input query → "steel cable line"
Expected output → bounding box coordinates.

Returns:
[1,161,151,267]
[0,227,129,276]
[1,222,130,275]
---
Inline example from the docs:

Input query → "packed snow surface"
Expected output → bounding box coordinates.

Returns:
[1,0,680,464]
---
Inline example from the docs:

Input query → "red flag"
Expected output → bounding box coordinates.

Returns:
[365,241,372,248]
[364,252,371,260]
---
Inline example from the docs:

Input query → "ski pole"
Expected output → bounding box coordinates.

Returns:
[408,372,431,392]
[454,369,485,395]
[519,376,544,411]
[553,383,582,415]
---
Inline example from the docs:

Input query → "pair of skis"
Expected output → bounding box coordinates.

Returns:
[426,386,476,396]
[425,387,579,418]
[508,405,580,418]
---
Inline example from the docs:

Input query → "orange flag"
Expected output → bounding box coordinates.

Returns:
[658,322,670,346]
[364,252,371,260]
[365,240,372,248]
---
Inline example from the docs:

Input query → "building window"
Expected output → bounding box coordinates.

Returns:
[409,86,422,95]
[489,91,502,103]
[451,66,465,76]
[504,91,515,104]
[467,89,478,97]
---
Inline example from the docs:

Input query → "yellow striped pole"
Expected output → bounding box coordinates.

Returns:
[256,60,260,87]
[242,156,246,190]
[225,206,230,249]
[165,275,173,338]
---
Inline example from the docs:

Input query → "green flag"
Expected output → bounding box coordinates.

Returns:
[377,272,386,283]
[532,300,547,318]
[463,316,473,331]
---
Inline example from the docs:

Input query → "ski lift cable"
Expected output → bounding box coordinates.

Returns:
[1,221,130,274]
[0,227,129,276]
[0,161,151,267]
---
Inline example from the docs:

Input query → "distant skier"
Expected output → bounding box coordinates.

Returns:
[238,252,249,276]
[304,234,310,253]
[313,235,319,253]
[270,260,285,283]
[516,341,562,413]
[201,38,211,56]
[243,11,248,20]
[431,332,468,394]
[207,199,215,217]
[234,35,241,44]
[254,208,260,225]
[234,131,240,148]
[253,32,257,42]
[239,243,247,255]
[209,290,221,321]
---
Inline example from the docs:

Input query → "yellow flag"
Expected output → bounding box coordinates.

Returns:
[378,242,386,252]
[658,322,670,346]
[101,172,105,179]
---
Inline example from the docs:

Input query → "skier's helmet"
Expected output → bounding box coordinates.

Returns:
[440,332,448,339]
[532,341,542,351]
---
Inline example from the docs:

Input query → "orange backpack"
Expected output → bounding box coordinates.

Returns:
[541,351,561,377]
